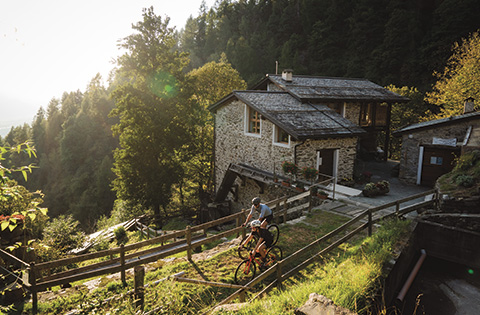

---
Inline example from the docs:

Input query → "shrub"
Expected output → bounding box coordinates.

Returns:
[42,215,85,254]
[455,174,474,187]
[113,226,128,245]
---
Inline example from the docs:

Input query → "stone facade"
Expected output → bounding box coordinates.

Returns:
[214,99,293,188]
[214,99,359,204]
[399,122,472,184]
[295,138,357,179]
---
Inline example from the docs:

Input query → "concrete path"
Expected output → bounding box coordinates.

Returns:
[320,160,433,219]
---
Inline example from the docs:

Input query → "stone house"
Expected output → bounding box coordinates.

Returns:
[394,98,480,186]
[209,70,408,207]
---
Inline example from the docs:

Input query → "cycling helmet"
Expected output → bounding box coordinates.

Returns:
[250,220,262,228]
[252,197,261,205]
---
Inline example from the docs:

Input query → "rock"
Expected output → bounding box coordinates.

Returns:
[294,293,357,315]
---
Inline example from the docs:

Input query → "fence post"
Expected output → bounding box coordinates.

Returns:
[308,189,313,213]
[120,244,126,286]
[275,201,280,224]
[29,262,38,314]
[276,260,283,289]
[332,179,336,200]
[241,210,246,239]
[134,265,145,311]
[236,215,241,238]
[434,188,440,209]
[368,209,372,236]
[186,226,192,261]
[239,289,246,303]
[395,200,400,217]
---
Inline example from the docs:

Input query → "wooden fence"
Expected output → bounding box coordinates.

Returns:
[0,188,436,314]
[205,189,437,314]
[0,192,315,314]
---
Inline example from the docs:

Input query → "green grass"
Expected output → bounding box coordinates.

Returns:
[22,210,410,315]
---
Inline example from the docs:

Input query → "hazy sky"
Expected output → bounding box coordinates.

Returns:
[0,0,214,136]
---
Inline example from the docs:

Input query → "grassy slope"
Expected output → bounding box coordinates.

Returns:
[437,150,480,197]
[25,210,411,315]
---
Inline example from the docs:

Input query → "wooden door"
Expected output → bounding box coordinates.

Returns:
[421,147,459,186]
[317,149,335,180]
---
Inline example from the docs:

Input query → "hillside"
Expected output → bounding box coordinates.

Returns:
[25,209,412,315]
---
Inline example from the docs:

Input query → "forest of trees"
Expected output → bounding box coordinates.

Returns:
[1,0,480,232]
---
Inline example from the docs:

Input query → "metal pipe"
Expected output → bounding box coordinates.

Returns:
[396,249,427,302]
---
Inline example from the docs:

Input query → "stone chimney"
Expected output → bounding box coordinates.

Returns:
[464,97,475,114]
[282,69,293,82]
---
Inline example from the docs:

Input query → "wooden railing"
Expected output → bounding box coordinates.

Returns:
[1,193,316,314]
[206,189,437,313]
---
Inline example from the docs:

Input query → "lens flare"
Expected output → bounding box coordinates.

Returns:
[149,71,178,99]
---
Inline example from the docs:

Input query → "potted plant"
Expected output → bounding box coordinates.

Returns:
[282,161,298,185]
[301,166,318,184]
[294,181,305,192]
[362,182,377,197]
[317,190,328,199]
[362,180,390,197]
[375,180,390,194]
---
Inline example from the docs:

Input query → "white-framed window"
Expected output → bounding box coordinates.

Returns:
[245,105,261,137]
[273,125,290,147]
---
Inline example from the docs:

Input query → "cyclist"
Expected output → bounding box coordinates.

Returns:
[242,197,273,229]
[239,219,273,265]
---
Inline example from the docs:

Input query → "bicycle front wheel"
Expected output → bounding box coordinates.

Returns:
[234,260,256,285]
[268,224,280,246]
[238,235,258,259]
[265,246,283,267]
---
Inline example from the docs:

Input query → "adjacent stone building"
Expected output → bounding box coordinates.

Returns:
[209,70,408,207]
[394,98,480,186]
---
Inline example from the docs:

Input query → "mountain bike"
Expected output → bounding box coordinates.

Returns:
[234,245,283,285]
[237,223,280,259]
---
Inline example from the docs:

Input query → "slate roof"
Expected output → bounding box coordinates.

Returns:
[393,111,480,136]
[210,91,365,140]
[254,74,409,103]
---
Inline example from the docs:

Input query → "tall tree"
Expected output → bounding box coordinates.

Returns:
[110,7,194,220]
[183,54,246,209]
[425,31,480,118]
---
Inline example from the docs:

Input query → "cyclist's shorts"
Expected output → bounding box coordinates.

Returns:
[264,239,273,248]
[263,214,274,224]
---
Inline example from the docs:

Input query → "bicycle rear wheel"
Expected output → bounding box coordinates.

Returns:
[268,224,280,246]
[265,246,283,268]
[238,235,258,259]
[234,260,256,285]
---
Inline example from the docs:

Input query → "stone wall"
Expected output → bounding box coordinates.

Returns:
[296,138,358,179]
[399,123,472,184]
[214,99,359,202]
